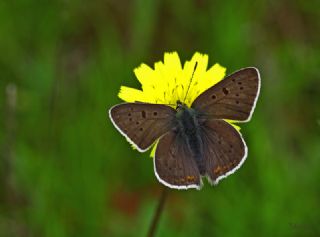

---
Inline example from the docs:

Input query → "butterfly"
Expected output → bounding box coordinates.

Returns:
[109,67,260,190]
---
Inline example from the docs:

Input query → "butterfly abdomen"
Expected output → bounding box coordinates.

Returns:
[176,106,206,175]
[188,133,206,175]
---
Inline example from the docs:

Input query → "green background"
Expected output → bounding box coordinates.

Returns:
[1,0,319,236]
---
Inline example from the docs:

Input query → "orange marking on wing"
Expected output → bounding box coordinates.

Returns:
[214,166,222,174]
[186,176,196,182]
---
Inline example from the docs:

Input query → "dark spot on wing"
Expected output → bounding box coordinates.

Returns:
[222,87,229,95]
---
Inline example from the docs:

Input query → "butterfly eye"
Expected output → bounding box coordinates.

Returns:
[153,112,158,116]
[211,94,216,100]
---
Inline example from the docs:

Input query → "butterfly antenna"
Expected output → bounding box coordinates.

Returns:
[183,61,198,103]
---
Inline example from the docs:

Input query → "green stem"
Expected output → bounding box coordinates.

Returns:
[147,187,168,237]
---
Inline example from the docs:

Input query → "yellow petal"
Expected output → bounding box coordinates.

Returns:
[203,63,226,87]
[134,63,157,87]
[181,53,209,106]
[149,140,159,157]
[118,86,144,103]
[164,52,182,72]
[225,120,241,131]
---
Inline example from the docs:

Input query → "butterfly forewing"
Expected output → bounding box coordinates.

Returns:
[200,120,246,185]
[154,131,202,189]
[109,103,176,151]
[192,67,260,122]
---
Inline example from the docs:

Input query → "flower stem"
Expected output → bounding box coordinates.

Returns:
[147,187,168,237]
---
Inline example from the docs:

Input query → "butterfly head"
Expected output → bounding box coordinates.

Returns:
[175,100,197,121]
[176,100,188,111]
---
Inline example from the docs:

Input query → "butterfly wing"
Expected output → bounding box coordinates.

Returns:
[192,67,260,122]
[109,103,176,152]
[200,119,247,185]
[154,131,202,189]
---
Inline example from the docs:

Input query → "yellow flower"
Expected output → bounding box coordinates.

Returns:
[119,52,226,107]
[118,52,240,155]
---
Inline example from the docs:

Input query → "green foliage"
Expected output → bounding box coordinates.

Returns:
[1,0,319,236]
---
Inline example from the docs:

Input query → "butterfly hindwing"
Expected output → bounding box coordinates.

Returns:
[109,103,176,151]
[192,67,260,122]
[154,130,202,189]
[200,119,247,185]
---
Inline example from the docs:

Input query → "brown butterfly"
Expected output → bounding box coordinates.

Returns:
[109,67,260,189]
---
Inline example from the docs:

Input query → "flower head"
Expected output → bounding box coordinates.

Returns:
[118,52,240,155]
[119,52,226,108]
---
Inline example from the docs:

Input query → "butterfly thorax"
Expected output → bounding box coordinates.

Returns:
[175,103,205,175]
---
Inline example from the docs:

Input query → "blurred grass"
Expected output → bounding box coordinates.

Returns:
[1,0,320,236]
